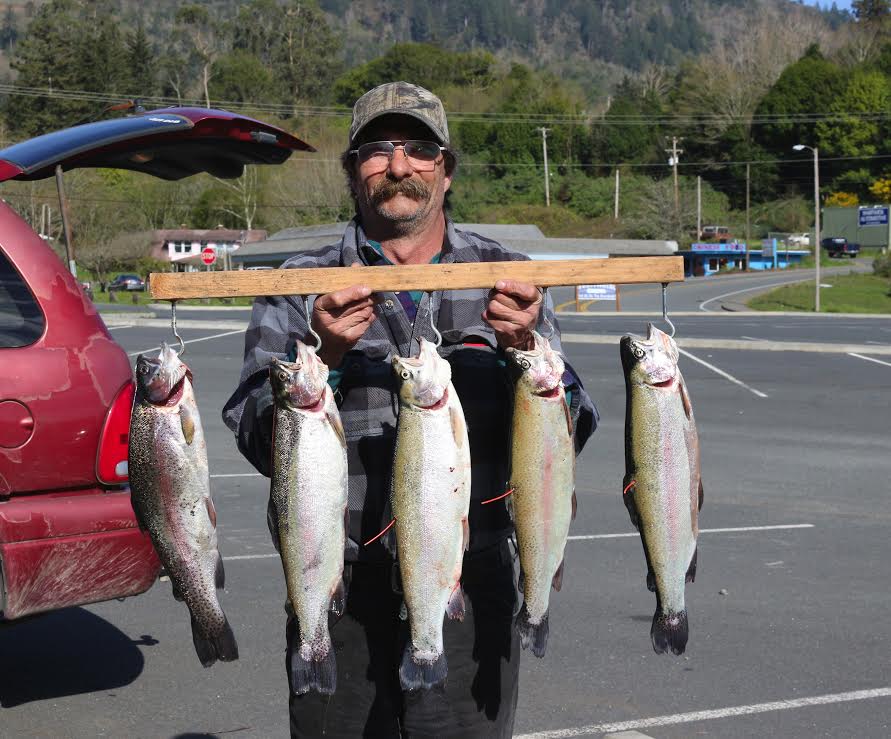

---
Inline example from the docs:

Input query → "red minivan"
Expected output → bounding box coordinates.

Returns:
[0,108,311,619]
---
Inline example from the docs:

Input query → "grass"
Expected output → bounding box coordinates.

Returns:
[748,272,891,313]
[91,290,255,307]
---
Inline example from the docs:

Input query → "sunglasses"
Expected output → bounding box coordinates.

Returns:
[349,140,447,170]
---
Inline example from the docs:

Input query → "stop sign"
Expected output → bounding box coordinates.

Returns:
[201,247,217,266]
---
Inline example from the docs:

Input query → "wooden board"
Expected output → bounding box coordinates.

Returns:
[150,256,684,300]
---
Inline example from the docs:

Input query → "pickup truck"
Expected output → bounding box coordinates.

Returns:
[821,237,860,258]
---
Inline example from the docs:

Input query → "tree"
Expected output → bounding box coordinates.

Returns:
[175,5,228,108]
[815,68,889,157]
[852,0,891,25]
[0,6,18,51]
[128,22,156,96]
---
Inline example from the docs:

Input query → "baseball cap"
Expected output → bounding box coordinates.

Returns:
[349,81,450,147]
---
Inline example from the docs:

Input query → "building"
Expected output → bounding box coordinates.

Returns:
[150,228,268,269]
[678,241,809,276]
[821,205,890,248]
[230,222,678,268]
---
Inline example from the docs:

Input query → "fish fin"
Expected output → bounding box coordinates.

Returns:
[552,558,565,592]
[215,552,226,589]
[170,577,185,602]
[290,628,337,696]
[179,405,196,445]
[326,400,346,450]
[679,376,693,421]
[515,602,549,658]
[449,404,466,449]
[646,569,657,593]
[399,643,447,691]
[651,608,688,656]
[329,577,346,619]
[622,475,640,529]
[205,494,217,528]
[686,547,698,584]
[462,516,470,551]
[562,395,573,437]
[571,490,578,521]
[446,583,466,621]
[391,562,403,596]
[399,600,408,621]
[191,612,239,668]
[698,478,704,511]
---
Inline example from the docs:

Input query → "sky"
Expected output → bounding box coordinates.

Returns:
[802,0,853,9]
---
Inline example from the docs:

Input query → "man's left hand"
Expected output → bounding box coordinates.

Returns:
[483,280,542,351]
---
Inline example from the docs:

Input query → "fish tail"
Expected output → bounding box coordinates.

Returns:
[191,613,239,667]
[399,642,447,691]
[650,608,688,656]
[515,602,549,658]
[290,633,337,696]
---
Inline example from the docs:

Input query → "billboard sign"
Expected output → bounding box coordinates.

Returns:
[858,207,889,227]
[761,238,775,257]
[691,242,746,253]
[577,284,616,301]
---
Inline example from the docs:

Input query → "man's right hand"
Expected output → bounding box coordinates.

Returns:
[310,282,376,369]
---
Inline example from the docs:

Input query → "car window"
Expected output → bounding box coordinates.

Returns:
[0,248,45,348]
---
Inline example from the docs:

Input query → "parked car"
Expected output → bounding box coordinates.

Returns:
[0,107,312,621]
[787,232,811,247]
[108,273,146,291]
[821,237,860,258]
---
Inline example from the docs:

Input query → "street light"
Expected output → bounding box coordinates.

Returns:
[793,144,821,312]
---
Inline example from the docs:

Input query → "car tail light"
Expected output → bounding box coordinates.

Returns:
[96,381,134,485]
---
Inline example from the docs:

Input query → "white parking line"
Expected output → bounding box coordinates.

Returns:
[698,278,811,312]
[225,524,814,559]
[848,352,891,368]
[128,329,246,357]
[678,347,769,398]
[567,523,813,541]
[514,686,891,739]
[740,335,764,342]
[106,324,134,331]
[211,473,263,479]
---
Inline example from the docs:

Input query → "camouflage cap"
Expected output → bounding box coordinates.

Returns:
[349,81,450,147]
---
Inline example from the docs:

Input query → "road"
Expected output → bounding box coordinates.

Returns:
[2,307,890,738]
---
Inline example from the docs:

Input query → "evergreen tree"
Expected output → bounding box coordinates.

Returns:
[128,22,156,96]
[0,6,18,51]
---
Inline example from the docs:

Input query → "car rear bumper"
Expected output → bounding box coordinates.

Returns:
[0,489,160,620]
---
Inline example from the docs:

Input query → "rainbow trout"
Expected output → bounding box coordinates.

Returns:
[507,331,576,658]
[621,324,703,655]
[269,341,349,696]
[129,344,238,667]
[390,338,471,690]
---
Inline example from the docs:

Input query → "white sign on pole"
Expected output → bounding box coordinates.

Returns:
[577,284,617,301]
[761,239,775,258]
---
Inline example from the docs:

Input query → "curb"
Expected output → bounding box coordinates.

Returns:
[562,333,891,355]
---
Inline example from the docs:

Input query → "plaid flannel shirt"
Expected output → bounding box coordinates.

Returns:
[222,218,598,561]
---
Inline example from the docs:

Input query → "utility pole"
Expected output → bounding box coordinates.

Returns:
[696,175,701,239]
[55,165,77,278]
[614,168,620,219]
[665,137,683,215]
[537,127,551,207]
[814,147,821,312]
[745,163,751,271]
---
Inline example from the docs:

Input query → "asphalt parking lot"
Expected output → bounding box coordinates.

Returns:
[2,311,890,738]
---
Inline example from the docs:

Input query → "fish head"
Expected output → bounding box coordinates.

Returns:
[620,323,679,389]
[269,342,328,409]
[392,338,451,409]
[506,331,565,396]
[135,343,192,406]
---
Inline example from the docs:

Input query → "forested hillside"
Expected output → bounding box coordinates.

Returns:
[0,0,887,280]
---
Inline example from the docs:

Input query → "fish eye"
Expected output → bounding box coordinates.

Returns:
[633,346,645,359]
[278,371,288,381]
[519,358,531,370]
[400,370,411,380]
[139,365,149,375]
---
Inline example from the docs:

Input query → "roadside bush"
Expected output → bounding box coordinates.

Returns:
[873,253,891,278]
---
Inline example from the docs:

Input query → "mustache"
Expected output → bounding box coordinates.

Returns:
[370,176,431,204]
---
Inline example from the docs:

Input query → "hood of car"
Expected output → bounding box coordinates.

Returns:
[0,107,315,183]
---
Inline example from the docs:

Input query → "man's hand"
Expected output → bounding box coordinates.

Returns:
[310,278,376,369]
[482,279,542,351]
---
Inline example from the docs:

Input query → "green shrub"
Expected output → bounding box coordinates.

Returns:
[873,253,891,278]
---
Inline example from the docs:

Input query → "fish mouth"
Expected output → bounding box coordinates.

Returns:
[418,387,449,411]
[295,392,326,413]
[150,370,191,407]
[648,375,677,390]
[535,385,562,399]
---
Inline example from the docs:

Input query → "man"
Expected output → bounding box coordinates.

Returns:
[222,81,597,738]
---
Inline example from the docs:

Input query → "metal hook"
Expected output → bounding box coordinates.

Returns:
[539,287,555,340]
[170,301,185,356]
[661,283,676,338]
[428,291,442,349]
[304,296,322,351]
